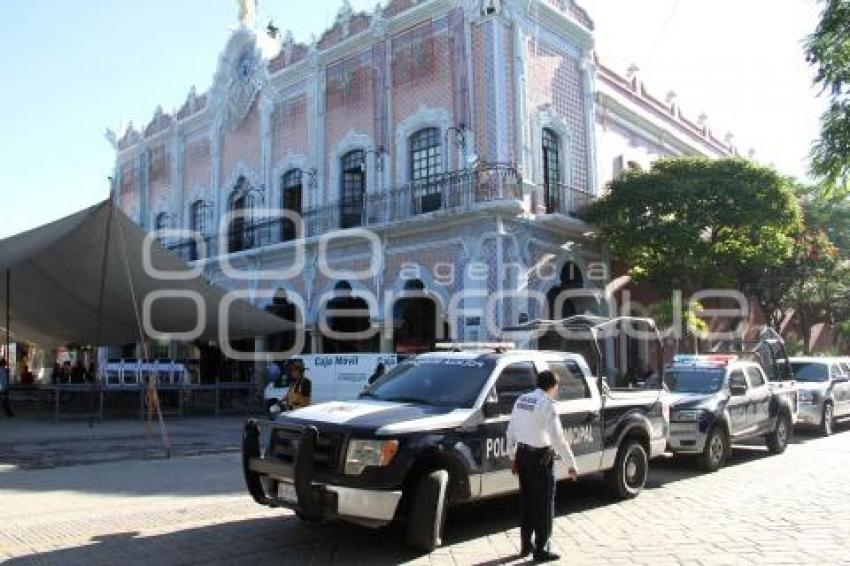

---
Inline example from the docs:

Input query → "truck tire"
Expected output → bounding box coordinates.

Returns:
[700,426,727,473]
[605,440,648,500]
[405,469,449,552]
[766,412,791,454]
[821,403,834,437]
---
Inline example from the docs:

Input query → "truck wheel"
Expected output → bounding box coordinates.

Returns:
[700,427,727,472]
[605,440,647,500]
[821,403,834,437]
[766,413,791,454]
[405,469,449,552]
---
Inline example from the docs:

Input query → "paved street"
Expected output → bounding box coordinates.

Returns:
[1,418,849,565]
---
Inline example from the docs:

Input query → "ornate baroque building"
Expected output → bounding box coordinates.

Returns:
[108,0,736,359]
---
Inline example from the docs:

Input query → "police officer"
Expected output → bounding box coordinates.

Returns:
[285,358,312,410]
[506,369,577,563]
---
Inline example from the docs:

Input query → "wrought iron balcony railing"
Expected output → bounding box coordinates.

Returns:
[164,165,594,262]
[541,181,593,218]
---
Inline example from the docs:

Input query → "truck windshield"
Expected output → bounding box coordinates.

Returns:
[790,362,829,383]
[664,367,725,394]
[362,358,496,408]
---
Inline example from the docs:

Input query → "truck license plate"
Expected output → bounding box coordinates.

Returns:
[277,482,297,504]
[670,423,696,435]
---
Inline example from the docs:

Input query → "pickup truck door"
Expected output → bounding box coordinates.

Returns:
[478,361,538,498]
[727,370,750,437]
[538,357,604,476]
[745,367,772,435]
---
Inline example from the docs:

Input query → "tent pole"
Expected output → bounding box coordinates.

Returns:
[90,192,116,427]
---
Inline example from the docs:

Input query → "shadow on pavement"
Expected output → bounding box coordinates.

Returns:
[645,443,779,488]
[5,514,416,566]
[4,479,621,565]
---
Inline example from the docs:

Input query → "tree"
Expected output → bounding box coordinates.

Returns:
[587,157,803,299]
[743,184,850,352]
[784,229,844,353]
[806,0,850,192]
[649,297,708,354]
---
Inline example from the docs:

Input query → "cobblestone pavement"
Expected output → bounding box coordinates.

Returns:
[2,421,849,565]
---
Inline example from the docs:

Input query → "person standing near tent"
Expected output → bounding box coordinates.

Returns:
[0,359,13,417]
[285,358,311,410]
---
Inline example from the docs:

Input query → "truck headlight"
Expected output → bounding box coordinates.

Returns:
[798,391,818,404]
[344,439,399,475]
[672,409,706,422]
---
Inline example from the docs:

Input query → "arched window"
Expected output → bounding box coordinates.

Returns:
[542,128,560,214]
[155,212,170,231]
[546,261,584,319]
[265,289,304,356]
[228,177,258,253]
[281,169,302,241]
[189,201,211,260]
[154,213,170,244]
[322,280,377,353]
[392,278,445,353]
[340,150,365,229]
[410,127,443,214]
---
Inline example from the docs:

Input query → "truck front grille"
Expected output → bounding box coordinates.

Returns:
[270,427,343,471]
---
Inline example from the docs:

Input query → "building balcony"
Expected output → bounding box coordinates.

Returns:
[537,181,593,218]
[165,164,594,262]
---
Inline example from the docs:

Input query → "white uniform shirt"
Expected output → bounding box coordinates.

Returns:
[506,388,578,471]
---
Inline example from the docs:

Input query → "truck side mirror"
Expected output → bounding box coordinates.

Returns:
[730,382,747,396]
[482,389,499,418]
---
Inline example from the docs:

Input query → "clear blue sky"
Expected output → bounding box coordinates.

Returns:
[0,0,825,238]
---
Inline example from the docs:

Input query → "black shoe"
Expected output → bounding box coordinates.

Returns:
[533,550,560,563]
[519,542,533,558]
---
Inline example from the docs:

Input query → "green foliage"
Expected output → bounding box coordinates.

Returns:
[587,157,803,294]
[650,298,708,338]
[806,0,850,192]
[783,336,806,356]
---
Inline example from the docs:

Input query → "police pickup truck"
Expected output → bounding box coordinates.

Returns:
[243,346,667,551]
[665,355,794,472]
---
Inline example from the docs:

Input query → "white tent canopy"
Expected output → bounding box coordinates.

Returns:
[0,199,291,348]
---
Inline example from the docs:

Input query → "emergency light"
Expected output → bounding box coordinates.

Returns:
[672,354,738,365]
[434,342,515,352]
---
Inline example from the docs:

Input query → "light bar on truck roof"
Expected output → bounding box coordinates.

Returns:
[672,354,738,365]
[435,342,515,352]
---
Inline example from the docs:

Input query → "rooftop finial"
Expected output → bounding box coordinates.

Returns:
[236,0,257,28]
[336,0,353,24]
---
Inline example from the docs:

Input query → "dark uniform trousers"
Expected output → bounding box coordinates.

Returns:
[517,444,556,553]
[1,391,12,417]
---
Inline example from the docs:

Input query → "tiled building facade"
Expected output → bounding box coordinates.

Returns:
[108,0,735,359]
